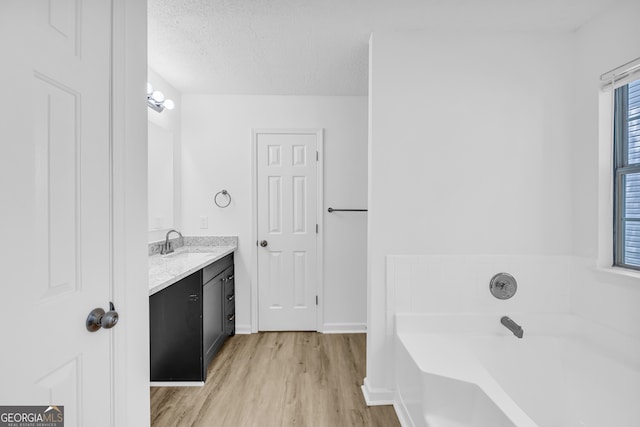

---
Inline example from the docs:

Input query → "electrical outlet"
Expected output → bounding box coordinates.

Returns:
[199,216,208,229]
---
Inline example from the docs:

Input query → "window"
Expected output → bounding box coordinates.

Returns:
[614,78,640,269]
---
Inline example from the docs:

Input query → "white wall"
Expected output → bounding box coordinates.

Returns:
[366,31,575,399]
[570,1,640,339]
[181,95,368,333]
[147,68,182,243]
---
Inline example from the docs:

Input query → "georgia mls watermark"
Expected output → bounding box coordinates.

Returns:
[0,406,64,427]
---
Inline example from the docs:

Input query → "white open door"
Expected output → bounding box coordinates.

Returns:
[255,129,323,331]
[0,1,148,426]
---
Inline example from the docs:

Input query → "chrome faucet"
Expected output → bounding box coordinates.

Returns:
[500,316,524,339]
[161,229,183,255]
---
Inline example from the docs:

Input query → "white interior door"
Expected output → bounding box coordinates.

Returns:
[257,130,321,331]
[0,2,115,425]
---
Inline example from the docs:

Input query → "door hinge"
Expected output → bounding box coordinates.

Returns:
[316,224,319,234]
[316,295,318,305]
[316,151,319,161]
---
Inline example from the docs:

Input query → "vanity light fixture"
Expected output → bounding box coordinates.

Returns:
[147,82,175,112]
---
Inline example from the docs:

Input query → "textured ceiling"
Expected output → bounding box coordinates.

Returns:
[148,0,621,96]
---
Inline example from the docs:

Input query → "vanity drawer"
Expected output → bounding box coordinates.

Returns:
[222,266,235,336]
[203,253,233,284]
[224,295,235,317]
[225,304,235,336]
[224,289,235,307]
[223,268,234,318]
[223,273,234,299]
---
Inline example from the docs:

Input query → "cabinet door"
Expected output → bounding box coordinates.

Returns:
[203,275,224,370]
[150,271,203,381]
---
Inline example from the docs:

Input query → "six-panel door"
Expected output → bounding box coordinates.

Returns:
[257,131,319,331]
[0,1,114,425]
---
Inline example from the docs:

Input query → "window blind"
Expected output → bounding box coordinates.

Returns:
[615,79,640,268]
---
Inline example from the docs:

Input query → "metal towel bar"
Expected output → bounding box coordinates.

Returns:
[327,208,368,213]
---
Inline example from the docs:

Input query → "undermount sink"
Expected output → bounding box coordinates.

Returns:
[162,247,216,257]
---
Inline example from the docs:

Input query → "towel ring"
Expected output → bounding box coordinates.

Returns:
[214,189,231,208]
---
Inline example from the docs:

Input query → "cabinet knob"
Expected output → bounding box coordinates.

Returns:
[227,295,234,301]
[227,314,235,321]
[259,240,268,247]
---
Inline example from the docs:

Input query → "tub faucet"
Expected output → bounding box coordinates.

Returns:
[161,229,183,255]
[500,316,524,339]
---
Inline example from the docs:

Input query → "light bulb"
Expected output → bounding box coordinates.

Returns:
[152,90,165,103]
[163,99,175,110]
[146,82,153,95]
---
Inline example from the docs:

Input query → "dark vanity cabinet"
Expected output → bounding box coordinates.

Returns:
[149,270,202,381]
[150,253,234,382]
[202,254,235,369]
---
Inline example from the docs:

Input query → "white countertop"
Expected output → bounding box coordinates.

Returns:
[148,245,236,296]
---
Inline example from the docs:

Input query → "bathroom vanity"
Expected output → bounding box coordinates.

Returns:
[148,240,236,383]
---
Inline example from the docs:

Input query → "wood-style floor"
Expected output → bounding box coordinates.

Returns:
[150,332,400,427]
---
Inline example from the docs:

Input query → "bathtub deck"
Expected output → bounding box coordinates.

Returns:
[394,313,640,427]
[151,332,400,427]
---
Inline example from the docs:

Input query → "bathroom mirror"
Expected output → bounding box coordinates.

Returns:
[148,122,174,231]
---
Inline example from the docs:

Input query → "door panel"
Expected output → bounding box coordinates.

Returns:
[257,131,319,331]
[33,74,81,299]
[0,1,113,425]
[293,251,308,307]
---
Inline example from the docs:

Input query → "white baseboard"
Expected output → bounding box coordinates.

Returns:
[235,323,365,334]
[321,322,367,334]
[234,324,252,334]
[393,393,412,427]
[150,381,204,387]
[361,377,395,406]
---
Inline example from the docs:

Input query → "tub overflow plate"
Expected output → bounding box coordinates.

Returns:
[489,272,517,300]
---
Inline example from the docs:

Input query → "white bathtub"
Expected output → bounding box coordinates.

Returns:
[393,313,640,427]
